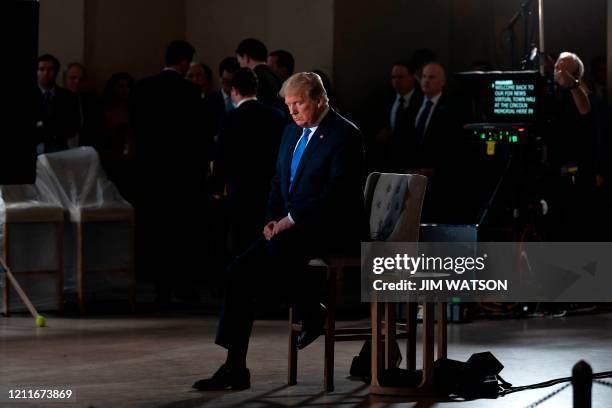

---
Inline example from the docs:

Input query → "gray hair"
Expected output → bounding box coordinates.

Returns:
[279,72,329,103]
[63,62,86,78]
[558,52,585,79]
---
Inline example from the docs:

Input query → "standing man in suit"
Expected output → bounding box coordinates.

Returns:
[186,62,215,99]
[205,57,241,279]
[218,57,241,114]
[193,72,365,391]
[410,62,460,222]
[384,61,423,172]
[390,61,421,134]
[235,38,286,114]
[63,62,100,148]
[186,61,219,165]
[268,49,295,79]
[35,54,79,154]
[212,68,286,255]
[410,62,451,173]
[204,57,240,143]
[131,40,208,304]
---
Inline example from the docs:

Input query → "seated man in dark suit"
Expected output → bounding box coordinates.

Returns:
[193,72,365,391]
[35,54,79,154]
[212,68,286,255]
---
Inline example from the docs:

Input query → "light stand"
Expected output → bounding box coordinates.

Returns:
[504,0,545,71]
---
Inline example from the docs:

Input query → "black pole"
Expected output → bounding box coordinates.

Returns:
[504,0,534,70]
[572,360,592,408]
[523,1,531,63]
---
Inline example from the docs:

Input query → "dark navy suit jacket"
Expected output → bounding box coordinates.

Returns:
[266,108,366,253]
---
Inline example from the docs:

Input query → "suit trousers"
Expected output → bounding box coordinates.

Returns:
[215,227,325,354]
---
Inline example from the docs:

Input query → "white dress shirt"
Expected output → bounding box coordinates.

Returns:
[414,92,442,133]
[390,89,415,131]
[235,96,257,108]
[287,105,331,224]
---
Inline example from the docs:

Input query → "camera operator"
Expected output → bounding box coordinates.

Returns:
[553,52,590,114]
[543,52,604,241]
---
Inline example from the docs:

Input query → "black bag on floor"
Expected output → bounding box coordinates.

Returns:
[349,340,402,381]
[434,352,512,398]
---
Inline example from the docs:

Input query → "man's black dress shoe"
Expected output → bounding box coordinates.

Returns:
[192,364,251,391]
[297,303,326,350]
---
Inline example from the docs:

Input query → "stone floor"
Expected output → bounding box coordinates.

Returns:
[1,310,612,407]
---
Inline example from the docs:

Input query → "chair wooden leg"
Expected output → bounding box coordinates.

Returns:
[421,303,435,390]
[384,303,396,369]
[128,220,136,312]
[406,302,418,370]
[370,301,384,387]
[437,303,447,359]
[1,272,7,316]
[324,266,337,392]
[56,221,64,313]
[2,224,10,316]
[76,222,86,315]
[371,302,448,397]
[288,306,298,386]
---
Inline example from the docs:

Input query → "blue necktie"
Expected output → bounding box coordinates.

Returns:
[393,96,405,131]
[224,94,233,112]
[290,128,312,187]
[415,99,433,143]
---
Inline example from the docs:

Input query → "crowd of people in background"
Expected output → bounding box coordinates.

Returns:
[33,37,611,303]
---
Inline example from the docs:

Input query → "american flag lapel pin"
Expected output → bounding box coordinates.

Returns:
[320,134,324,139]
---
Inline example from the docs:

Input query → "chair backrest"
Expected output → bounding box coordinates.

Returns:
[1,184,45,206]
[35,147,131,217]
[364,172,427,242]
[0,178,61,211]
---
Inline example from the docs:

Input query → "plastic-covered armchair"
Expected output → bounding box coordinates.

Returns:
[1,183,64,315]
[36,147,135,314]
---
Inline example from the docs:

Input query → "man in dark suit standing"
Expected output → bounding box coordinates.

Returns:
[193,72,365,391]
[235,38,286,114]
[186,61,221,162]
[35,54,79,154]
[186,62,215,99]
[202,57,240,281]
[217,57,241,115]
[63,62,100,148]
[212,68,286,255]
[268,49,295,79]
[382,61,423,172]
[409,62,460,222]
[203,57,240,143]
[131,40,208,304]
[389,62,422,134]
